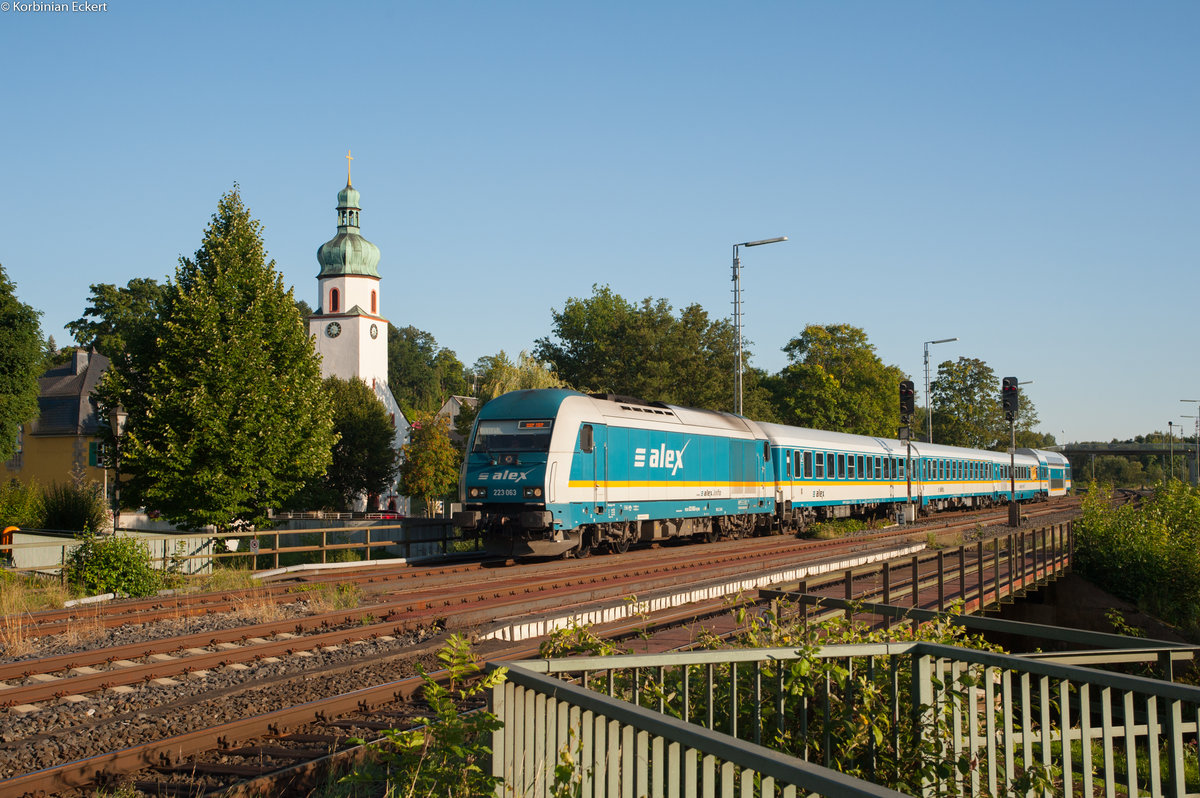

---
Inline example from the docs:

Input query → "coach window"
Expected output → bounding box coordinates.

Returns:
[876,457,882,479]
[785,450,791,479]
[803,450,813,479]
[815,452,825,479]
[838,453,846,479]
[580,425,594,454]
[847,455,855,479]
[854,455,862,479]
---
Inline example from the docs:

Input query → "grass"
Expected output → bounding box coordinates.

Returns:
[0,572,73,658]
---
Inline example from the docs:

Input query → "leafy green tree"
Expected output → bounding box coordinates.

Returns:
[66,278,166,361]
[299,377,398,510]
[112,187,335,532]
[763,324,905,436]
[0,264,43,462]
[930,357,1043,450]
[534,284,756,412]
[928,357,1001,449]
[473,350,566,402]
[388,324,469,417]
[399,412,460,516]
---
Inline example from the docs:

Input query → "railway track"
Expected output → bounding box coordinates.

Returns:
[0,497,1080,796]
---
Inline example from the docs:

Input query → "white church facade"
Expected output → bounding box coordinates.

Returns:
[308,155,410,512]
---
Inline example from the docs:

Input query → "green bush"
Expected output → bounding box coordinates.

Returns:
[0,478,44,528]
[42,481,110,533]
[1073,480,1200,634]
[64,533,162,597]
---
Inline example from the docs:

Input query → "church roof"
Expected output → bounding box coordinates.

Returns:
[317,180,381,279]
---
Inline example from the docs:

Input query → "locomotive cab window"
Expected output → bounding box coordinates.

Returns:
[473,419,554,453]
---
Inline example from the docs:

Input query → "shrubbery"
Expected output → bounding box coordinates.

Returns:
[42,480,110,533]
[1073,480,1200,634]
[0,478,44,529]
[64,533,162,597]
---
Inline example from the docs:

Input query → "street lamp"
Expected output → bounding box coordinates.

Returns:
[108,406,127,532]
[1168,421,1177,481]
[731,236,787,416]
[923,337,957,443]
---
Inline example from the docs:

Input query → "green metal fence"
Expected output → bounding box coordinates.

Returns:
[492,641,1200,796]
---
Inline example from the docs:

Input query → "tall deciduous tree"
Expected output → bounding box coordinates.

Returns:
[387,325,469,417]
[763,324,905,436]
[321,377,399,509]
[112,187,335,531]
[0,264,43,462]
[534,284,763,413]
[930,357,1043,450]
[66,278,166,362]
[473,350,565,402]
[399,412,460,516]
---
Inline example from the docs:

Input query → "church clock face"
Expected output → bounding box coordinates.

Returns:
[325,321,342,338]
[370,323,379,339]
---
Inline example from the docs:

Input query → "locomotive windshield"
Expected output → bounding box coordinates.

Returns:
[472,419,553,453]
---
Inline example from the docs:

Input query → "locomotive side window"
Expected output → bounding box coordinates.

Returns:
[763,441,771,462]
[580,424,594,454]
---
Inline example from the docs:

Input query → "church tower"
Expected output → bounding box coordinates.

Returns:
[310,152,388,388]
[308,152,409,511]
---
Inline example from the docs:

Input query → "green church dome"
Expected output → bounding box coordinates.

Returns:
[317,180,380,278]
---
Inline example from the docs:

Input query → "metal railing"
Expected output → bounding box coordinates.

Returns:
[492,638,1200,797]
[1,518,475,577]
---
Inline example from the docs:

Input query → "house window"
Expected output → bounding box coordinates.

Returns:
[330,288,340,313]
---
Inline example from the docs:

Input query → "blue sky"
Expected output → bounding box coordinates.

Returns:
[1,1,1196,443]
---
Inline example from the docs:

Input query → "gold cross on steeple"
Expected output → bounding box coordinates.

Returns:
[346,149,354,187]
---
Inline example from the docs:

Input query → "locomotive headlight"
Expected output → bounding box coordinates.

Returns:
[523,486,544,499]
[468,486,488,499]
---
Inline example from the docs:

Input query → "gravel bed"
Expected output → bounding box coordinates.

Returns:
[0,600,441,783]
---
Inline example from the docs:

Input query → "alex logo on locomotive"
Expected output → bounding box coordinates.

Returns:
[633,441,690,476]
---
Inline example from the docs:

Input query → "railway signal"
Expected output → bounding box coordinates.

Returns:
[1002,377,1019,421]
[899,380,915,422]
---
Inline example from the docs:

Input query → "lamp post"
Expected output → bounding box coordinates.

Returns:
[731,236,787,416]
[1184,416,1199,487]
[108,406,127,532]
[1168,421,1176,481]
[1182,400,1200,486]
[923,337,957,443]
